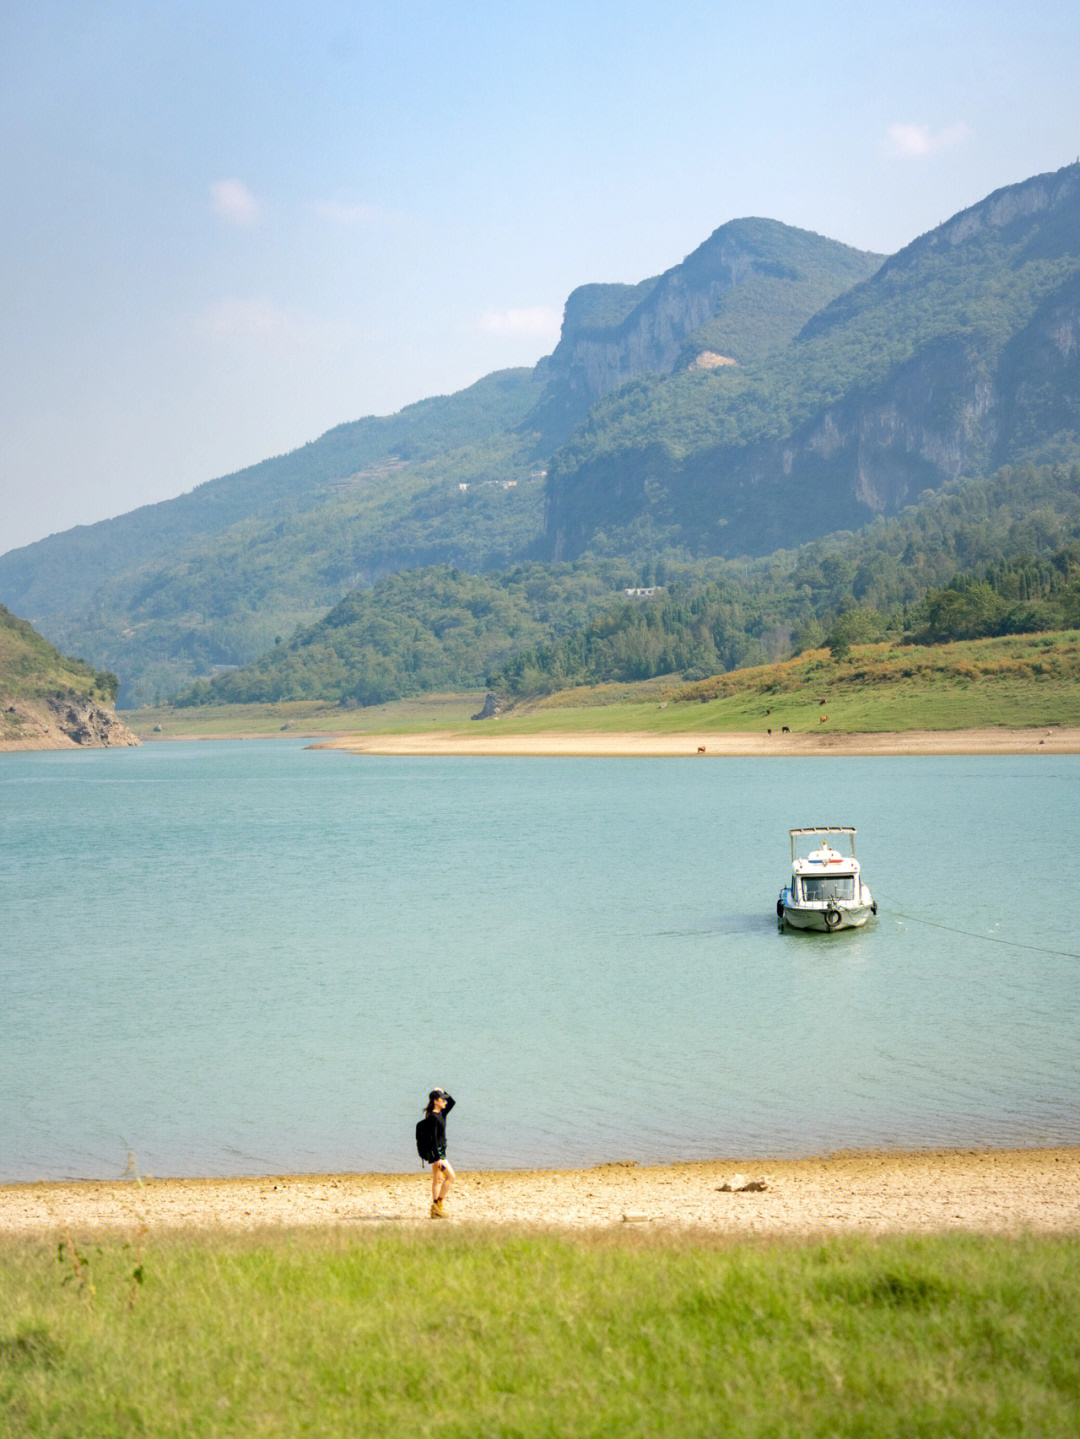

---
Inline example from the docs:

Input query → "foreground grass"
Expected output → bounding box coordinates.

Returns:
[2,1230,1079,1436]
[128,631,1080,742]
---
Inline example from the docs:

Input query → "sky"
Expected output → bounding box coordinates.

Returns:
[2,0,1078,556]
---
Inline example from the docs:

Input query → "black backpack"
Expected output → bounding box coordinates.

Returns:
[415,1115,440,1165]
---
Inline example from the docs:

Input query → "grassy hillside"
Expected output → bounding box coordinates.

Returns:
[663,632,1080,733]
[481,632,1080,737]
[0,605,117,704]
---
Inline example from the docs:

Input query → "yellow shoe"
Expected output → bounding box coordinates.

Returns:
[430,1200,447,1218]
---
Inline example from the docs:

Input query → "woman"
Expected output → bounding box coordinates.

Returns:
[419,1088,455,1218]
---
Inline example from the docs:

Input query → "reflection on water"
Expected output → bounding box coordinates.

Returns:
[2,742,1078,1180]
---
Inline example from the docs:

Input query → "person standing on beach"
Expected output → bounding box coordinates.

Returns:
[418,1088,455,1218]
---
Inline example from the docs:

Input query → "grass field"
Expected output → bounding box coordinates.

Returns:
[2,1229,1078,1436]
[128,691,485,741]
[128,632,1080,742]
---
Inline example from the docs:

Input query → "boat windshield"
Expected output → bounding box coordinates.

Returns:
[801,875,855,902]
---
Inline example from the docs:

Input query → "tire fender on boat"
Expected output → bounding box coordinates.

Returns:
[824,908,842,929]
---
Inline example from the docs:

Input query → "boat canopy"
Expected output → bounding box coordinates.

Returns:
[789,826,857,861]
[788,826,856,836]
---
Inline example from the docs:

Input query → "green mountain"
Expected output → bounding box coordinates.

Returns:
[0,223,881,705]
[5,164,1080,712]
[544,163,1080,560]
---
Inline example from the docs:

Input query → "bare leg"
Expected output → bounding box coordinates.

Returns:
[433,1159,455,1204]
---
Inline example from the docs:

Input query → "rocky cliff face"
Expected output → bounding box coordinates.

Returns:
[555,245,756,402]
[547,219,883,410]
[0,695,140,751]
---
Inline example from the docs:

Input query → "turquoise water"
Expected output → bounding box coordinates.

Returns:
[2,739,1078,1181]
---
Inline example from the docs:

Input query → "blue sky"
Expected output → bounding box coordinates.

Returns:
[2,0,1078,554]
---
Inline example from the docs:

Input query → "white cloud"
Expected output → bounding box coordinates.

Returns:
[210,178,262,225]
[885,122,972,158]
[475,307,562,340]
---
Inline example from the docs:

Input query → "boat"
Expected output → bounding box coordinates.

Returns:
[777,826,877,931]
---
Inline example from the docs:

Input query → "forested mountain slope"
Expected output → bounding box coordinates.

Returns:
[544,163,1080,561]
[0,221,878,705]
[179,460,1080,708]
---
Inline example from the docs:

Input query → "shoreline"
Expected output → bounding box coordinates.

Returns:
[4,1146,1078,1238]
[311,725,1080,758]
[7,723,1077,757]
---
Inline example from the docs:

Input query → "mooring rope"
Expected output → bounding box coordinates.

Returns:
[873,891,1080,961]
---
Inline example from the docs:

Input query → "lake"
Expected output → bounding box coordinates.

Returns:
[2,739,1078,1181]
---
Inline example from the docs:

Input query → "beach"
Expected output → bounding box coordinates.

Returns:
[3,1148,1078,1239]
[312,726,1080,757]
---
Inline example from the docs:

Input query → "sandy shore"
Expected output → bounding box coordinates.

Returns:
[3,1149,1078,1239]
[312,726,1080,758]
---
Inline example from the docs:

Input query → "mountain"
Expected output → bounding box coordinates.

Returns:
[4,164,1079,711]
[0,605,136,749]
[0,222,881,705]
[544,163,1080,560]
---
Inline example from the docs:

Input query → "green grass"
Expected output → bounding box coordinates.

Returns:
[128,692,487,741]
[2,1230,1078,1436]
[0,606,116,705]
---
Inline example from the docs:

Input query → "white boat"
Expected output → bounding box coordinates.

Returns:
[777,826,877,931]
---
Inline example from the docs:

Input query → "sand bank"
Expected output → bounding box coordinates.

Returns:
[313,726,1080,758]
[3,1149,1078,1239]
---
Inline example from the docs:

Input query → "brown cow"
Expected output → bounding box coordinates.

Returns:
[697,746,706,754]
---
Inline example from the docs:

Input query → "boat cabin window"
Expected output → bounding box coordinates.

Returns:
[801,875,855,902]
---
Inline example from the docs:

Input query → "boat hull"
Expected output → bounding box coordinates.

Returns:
[781,904,872,932]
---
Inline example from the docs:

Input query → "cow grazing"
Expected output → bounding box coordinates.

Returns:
[697,746,706,754]
[781,726,790,733]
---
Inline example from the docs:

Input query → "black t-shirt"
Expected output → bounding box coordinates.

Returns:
[419,1095,455,1159]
